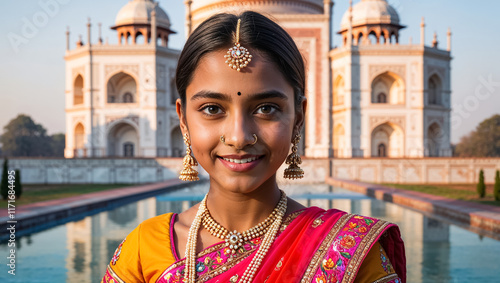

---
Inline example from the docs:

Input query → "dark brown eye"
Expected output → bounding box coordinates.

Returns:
[257,105,275,114]
[202,105,222,115]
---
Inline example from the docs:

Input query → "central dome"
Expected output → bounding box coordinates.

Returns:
[340,0,400,30]
[114,0,171,30]
[191,0,325,15]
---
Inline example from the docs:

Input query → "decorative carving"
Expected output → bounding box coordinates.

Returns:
[370,116,406,131]
[427,65,446,81]
[105,115,139,128]
[72,66,85,79]
[104,64,139,79]
[369,64,406,81]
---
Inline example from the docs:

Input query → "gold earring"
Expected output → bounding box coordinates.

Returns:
[283,134,304,180]
[179,133,199,181]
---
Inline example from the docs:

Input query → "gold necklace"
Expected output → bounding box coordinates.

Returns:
[201,193,285,254]
[184,191,287,283]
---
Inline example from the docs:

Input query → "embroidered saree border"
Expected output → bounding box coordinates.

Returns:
[342,220,392,283]
[300,213,354,283]
[373,273,399,283]
[103,265,125,283]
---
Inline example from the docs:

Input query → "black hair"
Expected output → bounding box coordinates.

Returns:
[175,11,306,112]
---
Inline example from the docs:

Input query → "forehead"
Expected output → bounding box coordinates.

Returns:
[185,49,293,99]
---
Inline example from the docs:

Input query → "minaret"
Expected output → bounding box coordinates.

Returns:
[347,0,353,47]
[185,0,193,36]
[66,26,70,51]
[98,23,103,45]
[420,17,425,46]
[87,18,92,47]
[432,32,438,48]
[447,27,452,52]
[151,8,157,46]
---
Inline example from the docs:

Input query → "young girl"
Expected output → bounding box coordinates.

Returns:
[102,11,406,283]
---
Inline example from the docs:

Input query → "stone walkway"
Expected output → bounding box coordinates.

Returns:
[0,179,186,235]
[326,177,500,237]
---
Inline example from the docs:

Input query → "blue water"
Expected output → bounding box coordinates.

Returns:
[1,182,499,283]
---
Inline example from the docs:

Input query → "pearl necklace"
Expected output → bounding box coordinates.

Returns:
[201,195,284,254]
[184,191,287,283]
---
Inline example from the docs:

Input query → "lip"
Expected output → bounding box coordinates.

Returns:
[217,155,264,172]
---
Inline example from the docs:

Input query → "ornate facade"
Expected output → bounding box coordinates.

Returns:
[65,0,452,159]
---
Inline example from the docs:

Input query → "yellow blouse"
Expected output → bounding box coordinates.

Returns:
[102,213,396,283]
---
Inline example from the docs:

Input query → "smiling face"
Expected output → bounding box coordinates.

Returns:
[176,48,306,195]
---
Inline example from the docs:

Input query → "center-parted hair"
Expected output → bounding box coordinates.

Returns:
[175,11,306,112]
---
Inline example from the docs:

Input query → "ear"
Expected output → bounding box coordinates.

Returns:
[293,96,307,137]
[176,98,189,135]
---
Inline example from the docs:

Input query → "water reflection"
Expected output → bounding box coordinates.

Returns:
[1,183,499,283]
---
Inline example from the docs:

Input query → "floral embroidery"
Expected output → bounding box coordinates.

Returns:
[380,244,394,274]
[111,238,126,265]
[158,237,260,282]
[311,215,379,283]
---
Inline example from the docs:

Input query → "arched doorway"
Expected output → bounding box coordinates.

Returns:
[428,75,442,106]
[371,72,405,104]
[427,122,443,157]
[73,75,84,105]
[74,123,85,157]
[107,72,137,104]
[371,123,404,157]
[107,122,139,157]
[333,76,345,106]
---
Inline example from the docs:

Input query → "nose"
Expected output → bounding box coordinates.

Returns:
[222,110,256,150]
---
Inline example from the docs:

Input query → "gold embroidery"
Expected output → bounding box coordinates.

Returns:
[300,214,353,283]
[312,213,326,228]
[105,265,125,283]
[230,274,239,282]
[280,209,305,232]
[373,273,399,283]
[341,220,391,283]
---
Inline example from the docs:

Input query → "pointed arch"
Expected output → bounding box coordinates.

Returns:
[371,122,404,157]
[333,75,345,106]
[371,72,405,105]
[73,75,84,105]
[428,74,443,105]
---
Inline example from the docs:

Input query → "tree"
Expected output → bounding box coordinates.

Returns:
[1,158,8,200]
[0,114,53,157]
[455,114,500,157]
[495,170,500,202]
[477,169,486,198]
[50,133,66,157]
[14,169,22,199]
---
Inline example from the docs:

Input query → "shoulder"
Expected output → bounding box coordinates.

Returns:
[102,213,177,283]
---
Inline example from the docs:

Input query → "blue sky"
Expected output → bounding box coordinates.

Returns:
[0,0,499,144]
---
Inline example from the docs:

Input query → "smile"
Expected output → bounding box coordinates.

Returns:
[217,155,264,172]
[221,156,260,164]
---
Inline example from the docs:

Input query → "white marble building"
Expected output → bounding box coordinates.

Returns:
[64,0,452,159]
[64,0,183,158]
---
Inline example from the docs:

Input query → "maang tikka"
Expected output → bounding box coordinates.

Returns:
[179,133,200,181]
[284,134,304,179]
[224,18,252,72]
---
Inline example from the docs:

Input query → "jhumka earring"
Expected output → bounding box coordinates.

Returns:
[179,133,199,181]
[224,18,252,72]
[283,134,304,179]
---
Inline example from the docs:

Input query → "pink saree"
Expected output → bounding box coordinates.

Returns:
[157,207,406,283]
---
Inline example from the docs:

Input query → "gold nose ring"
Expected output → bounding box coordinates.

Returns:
[220,134,258,146]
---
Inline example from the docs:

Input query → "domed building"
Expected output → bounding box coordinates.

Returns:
[64,0,452,161]
[331,0,452,158]
[64,0,184,160]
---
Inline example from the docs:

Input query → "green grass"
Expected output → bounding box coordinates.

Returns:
[0,184,134,209]
[380,183,500,207]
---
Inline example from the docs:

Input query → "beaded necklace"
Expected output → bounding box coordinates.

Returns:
[184,191,287,283]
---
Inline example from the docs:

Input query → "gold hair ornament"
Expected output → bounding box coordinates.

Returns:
[224,18,252,72]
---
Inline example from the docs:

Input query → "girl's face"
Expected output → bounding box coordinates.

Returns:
[177,49,306,194]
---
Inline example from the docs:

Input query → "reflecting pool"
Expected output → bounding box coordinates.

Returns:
[1,183,499,283]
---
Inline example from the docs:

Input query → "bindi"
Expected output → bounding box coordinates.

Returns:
[237,92,242,96]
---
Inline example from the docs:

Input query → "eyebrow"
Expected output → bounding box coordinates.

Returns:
[190,90,289,102]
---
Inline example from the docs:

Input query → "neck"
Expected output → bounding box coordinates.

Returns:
[205,175,281,232]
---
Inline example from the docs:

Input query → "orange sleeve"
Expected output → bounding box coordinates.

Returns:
[102,213,177,283]
[354,241,398,283]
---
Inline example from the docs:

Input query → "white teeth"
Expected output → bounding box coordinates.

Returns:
[222,156,259,164]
